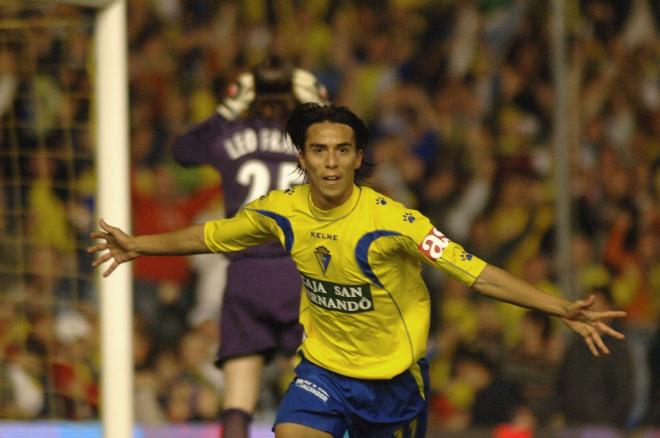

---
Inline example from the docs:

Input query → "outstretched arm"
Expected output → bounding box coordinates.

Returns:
[473,264,626,356]
[87,218,209,277]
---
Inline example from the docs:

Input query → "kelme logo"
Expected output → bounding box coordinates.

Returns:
[301,274,374,313]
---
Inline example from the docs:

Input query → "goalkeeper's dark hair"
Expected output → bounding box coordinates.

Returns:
[249,55,295,120]
[285,103,373,184]
[253,55,294,94]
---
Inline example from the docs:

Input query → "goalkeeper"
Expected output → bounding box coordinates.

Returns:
[171,56,328,438]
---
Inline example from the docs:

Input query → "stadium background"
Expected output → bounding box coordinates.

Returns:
[0,0,658,436]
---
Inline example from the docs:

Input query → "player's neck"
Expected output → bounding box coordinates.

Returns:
[311,186,354,210]
[308,185,361,220]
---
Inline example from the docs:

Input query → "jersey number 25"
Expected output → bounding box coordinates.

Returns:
[237,160,301,205]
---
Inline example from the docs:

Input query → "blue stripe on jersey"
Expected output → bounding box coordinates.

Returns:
[255,209,294,252]
[355,230,401,288]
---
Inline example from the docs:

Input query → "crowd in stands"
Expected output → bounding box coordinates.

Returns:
[0,0,659,434]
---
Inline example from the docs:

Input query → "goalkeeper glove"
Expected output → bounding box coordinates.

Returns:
[217,72,255,120]
[292,68,329,104]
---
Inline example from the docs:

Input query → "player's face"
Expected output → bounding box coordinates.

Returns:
[299,122,363,210]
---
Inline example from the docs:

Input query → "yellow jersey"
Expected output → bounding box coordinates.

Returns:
[204,184,486,379]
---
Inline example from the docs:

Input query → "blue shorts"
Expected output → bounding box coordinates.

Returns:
[274,354,429,438]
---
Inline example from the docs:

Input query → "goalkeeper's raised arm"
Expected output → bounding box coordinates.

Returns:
[87,218,208,277]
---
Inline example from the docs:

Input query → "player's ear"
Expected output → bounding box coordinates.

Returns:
[298,153,307,170]
[354,149,363,170]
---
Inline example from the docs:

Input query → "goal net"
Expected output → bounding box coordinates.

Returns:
[0,1,132,437]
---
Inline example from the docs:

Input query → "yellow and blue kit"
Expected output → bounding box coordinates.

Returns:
[204,184,487,436]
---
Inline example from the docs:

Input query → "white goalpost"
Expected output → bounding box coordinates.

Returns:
[93,2,133,438]
[60,1,133,437]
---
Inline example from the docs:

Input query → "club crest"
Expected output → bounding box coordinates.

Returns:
[314,246,331,274]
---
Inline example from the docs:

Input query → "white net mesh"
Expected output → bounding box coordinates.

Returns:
[0,1,99,420]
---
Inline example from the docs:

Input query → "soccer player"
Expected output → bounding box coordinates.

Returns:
[89,103,627,438]
[171,56,328,438]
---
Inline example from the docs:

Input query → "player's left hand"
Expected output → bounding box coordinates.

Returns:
[562,294,627,356]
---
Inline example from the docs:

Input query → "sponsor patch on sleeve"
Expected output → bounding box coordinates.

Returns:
[418,227,450,261]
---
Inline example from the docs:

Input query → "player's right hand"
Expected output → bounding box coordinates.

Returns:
[217,72,255,120]
[88,218,139,277]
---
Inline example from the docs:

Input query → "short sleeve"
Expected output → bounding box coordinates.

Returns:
[204,206,275,253]
[414,225,487,286]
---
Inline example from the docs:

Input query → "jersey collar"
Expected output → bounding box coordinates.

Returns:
[308,184,361,221]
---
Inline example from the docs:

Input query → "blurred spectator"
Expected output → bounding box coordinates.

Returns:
[132,165,219,287]
[556,288,634,428]
[133,323,166,424]
[0,48,18,118]
[570,232,611,296]
[51,309,99,419]
[131,164,219,345]
[464,347,523,428]
[647,326,660,425]
[3,339,46,418]
[431,344,520,430]
[502,310,563,427]
[161,329,223,423]
[443,149,496,242]
[26,150,75,254]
